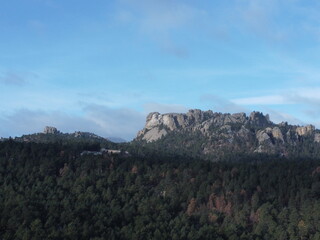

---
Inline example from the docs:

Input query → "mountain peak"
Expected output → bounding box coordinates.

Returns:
[249,111,271,128]
[136,109,320,157]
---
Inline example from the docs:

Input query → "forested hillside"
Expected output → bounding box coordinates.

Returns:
[1,140,320,239]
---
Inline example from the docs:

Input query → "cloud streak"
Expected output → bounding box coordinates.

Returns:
[200,94,248,113]
[0,71,29,86]
[228,87,320,127]
[232,95,291,105]
[83,103,145,139]
[264,108,305,126]
[143,102,188,114]
[232,88,320,106]
[116,0,204,57]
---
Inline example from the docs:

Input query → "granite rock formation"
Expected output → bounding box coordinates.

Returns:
[136,109,320,156]
[43,126,59,134]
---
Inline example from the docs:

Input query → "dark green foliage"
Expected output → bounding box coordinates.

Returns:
[0,140,319,239]
[14,132,118,150]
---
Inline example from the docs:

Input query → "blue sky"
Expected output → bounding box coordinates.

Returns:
[1,0,320,140]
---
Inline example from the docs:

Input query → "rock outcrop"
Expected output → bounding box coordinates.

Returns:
[138,127,168,142]
[43,126,59,134]
[15,127,112,145]
[272,127,284,142]
[296,125,315,136]
[249,111,271,128]
[137,109,271,142]
[136,109,320,156]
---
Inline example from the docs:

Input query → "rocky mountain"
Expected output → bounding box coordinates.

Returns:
[107,137,127,143]
[14,126,116,147]
[136,109,320,158]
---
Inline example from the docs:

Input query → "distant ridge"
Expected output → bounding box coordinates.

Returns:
[13,126,115,146]
[107,137,127,143]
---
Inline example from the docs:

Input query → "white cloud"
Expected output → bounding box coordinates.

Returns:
[115,0,204,57]
[113,0,320,59]
[82,104,145,139]
[235,0,287,42]
[231,87,320,106]
[200,0,320,48]
[232,95,291,105]
[0,71,37,86]
[143,102,188,114]
[287,88,320,103]
[229,88,320,127]
[200,94,248,113]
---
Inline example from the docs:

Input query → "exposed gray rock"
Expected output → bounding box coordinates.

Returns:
[255,129,277,153]
[315,133,320,143]
[162,114,180,130]
[138,110,269,142]
[254,127,285,153]
[220,125,232,134]
[231,112,247,123]
[237,126,251,139]
[136,109,320,156]
[72,131,103,139]
[186,109,214,125]
[74,131,81,137]
[175,114,189,128]
[256,130,271,144]
[138,109,218,139]
[254,145,264,153]
[286,130,293,143]
[43,126,59,134]
[249,111,271,128]
[145,112,162,129]
[199,120,212,135]
[279,121,288,127]
[142,127,167,142]
[296,125,315,136]
[272,127,284,142]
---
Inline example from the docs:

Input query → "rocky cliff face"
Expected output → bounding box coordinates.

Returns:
[136,109,320,156]
[43,126,59,134]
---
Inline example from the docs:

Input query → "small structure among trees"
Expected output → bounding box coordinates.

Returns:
[80,148,129,156]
